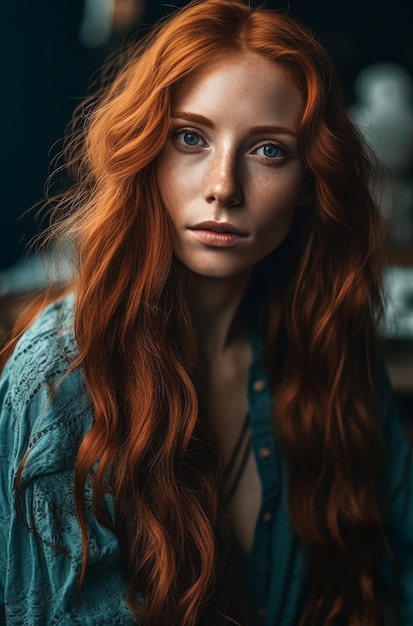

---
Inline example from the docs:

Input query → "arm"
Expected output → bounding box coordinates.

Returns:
[0,364,12,626]
[0,299,139,625]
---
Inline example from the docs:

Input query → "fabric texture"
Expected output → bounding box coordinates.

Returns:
[0,294,412,625]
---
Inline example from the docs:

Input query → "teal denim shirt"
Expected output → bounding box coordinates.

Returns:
[0,295,412,625]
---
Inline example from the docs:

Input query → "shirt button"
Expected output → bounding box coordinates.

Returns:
[253,379,266,392]
[263,511,273,523]
[259,446,271,459]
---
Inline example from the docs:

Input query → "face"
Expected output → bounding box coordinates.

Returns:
[156,52,308,279]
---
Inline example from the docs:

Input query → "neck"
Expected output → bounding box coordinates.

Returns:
[185,271,251,360]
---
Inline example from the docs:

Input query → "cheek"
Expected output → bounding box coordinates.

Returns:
[156,161,176,216]
[156,157,192,219]
[266,211,295,249]
[259,186,299,225]
[256,187,301,246]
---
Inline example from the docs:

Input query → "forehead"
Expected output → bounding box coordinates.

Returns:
[172,52,304,129]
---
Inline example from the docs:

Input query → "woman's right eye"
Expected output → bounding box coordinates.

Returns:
[174,129,206,148]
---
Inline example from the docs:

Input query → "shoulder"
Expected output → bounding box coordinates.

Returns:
[375,361,412,508]
[374,361,410,463]
[3,292,77,392]
[376,361,405,426]
[0,293,93,483]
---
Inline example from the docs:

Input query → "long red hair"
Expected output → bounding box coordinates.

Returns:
[4,1,395,624]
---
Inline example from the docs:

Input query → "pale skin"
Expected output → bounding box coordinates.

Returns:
[156,52,307,554]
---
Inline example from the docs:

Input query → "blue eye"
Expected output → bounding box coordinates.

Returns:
[176,131,204,146]
[256,144,282,158]
[183,132,200,145]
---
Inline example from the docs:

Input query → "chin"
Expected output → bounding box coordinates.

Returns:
[174,253,254,279]
[188,266,251,280]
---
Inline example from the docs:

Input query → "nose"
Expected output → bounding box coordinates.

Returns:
[203,149,243,207]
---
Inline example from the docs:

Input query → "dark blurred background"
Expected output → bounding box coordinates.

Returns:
[1,0,412,422]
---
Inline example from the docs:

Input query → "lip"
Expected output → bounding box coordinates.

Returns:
[188,221,248,247]
[189,221,248,236]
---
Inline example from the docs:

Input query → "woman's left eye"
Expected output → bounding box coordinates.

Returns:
[255,143,284,159]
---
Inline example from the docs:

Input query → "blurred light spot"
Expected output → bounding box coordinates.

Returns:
[78,0,114,48]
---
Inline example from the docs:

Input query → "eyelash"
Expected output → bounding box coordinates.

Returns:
[173,127,207,149]
[172,127,288,163]
[252,142,287,162]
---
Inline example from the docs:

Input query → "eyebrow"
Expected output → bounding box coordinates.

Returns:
[171,111,298,137]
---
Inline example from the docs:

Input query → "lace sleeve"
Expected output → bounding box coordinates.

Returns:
[0,298,140,625]
[0,359,14,615]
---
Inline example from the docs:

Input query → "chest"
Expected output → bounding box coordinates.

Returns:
[197,345,262,555]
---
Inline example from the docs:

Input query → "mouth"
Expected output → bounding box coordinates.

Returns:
[188,221,248,248]
[189,221,247,236]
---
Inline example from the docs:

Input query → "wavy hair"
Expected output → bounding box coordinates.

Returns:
[6,0,394,624]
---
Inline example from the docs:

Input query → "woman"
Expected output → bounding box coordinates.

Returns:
[0,1,412,624]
